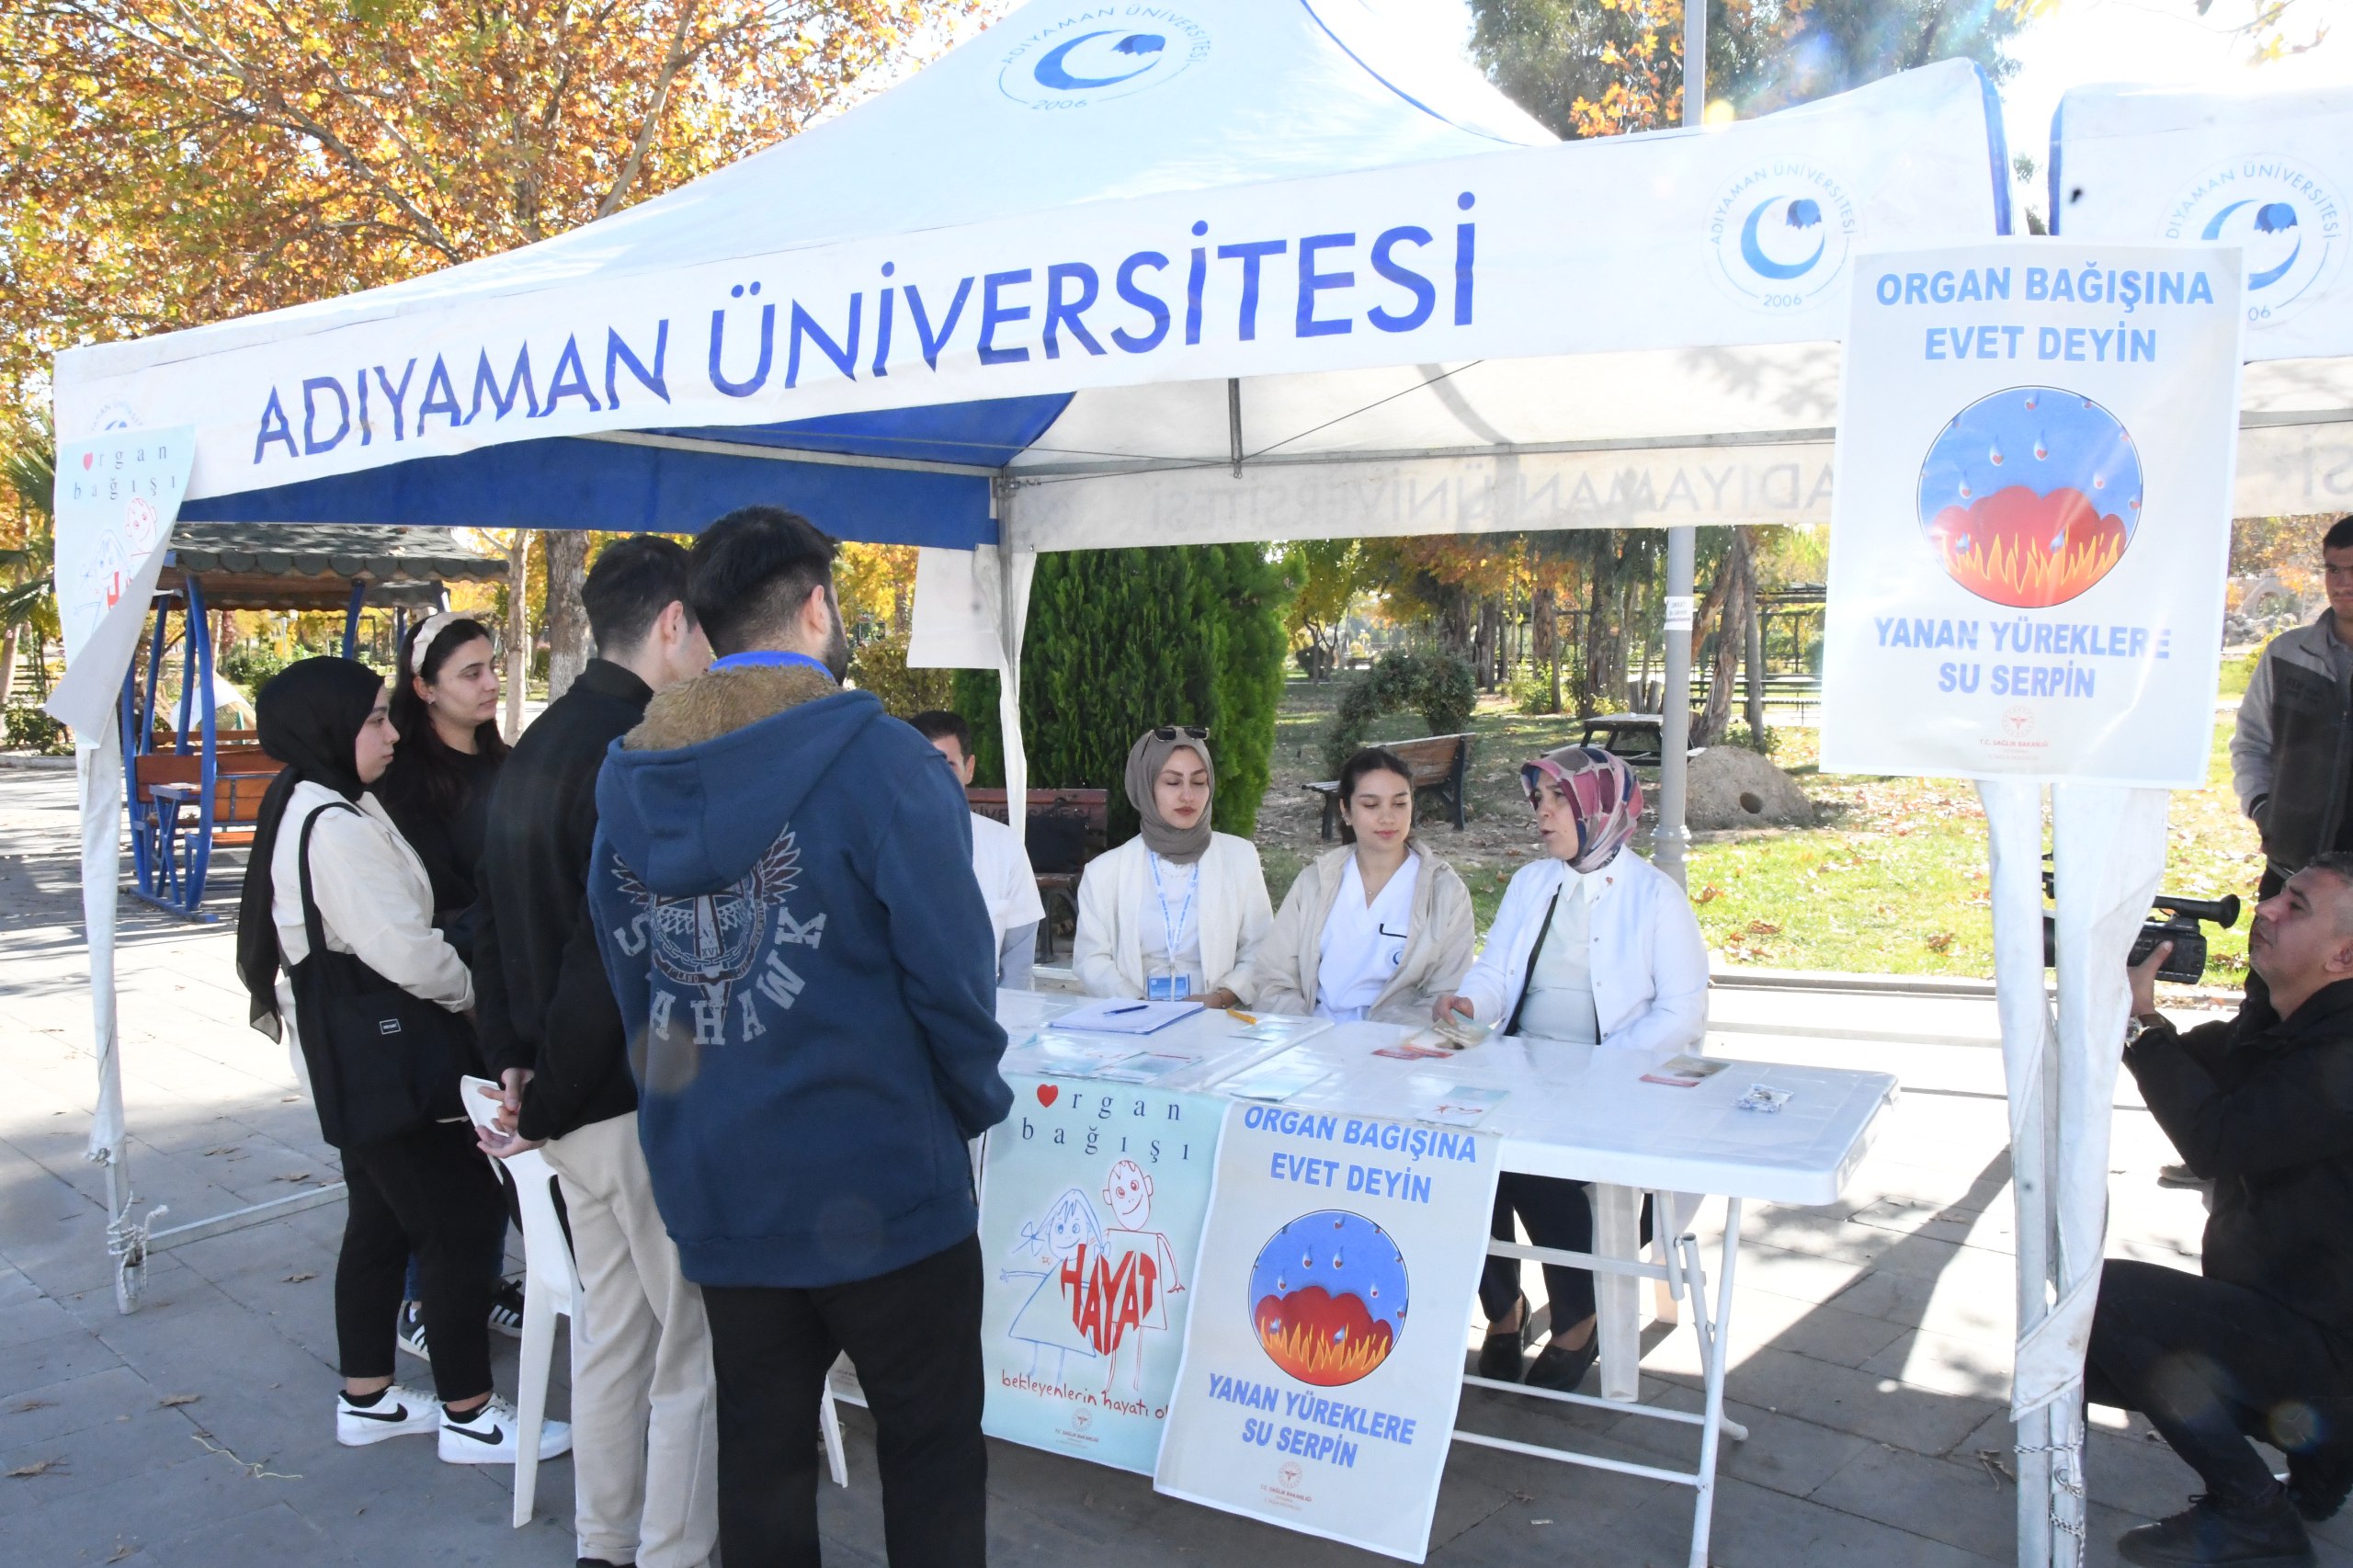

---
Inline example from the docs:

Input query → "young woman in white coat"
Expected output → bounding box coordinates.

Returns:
[1074,726,1272,1007]
[1432,744,1708,1392]
[1249,747,1476,1024]
[234,658,567,1468]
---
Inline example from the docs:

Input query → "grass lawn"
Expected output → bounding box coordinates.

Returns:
[1250,670,2265,984]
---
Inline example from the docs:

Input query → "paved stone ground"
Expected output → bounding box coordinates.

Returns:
[2,765,2348,1566]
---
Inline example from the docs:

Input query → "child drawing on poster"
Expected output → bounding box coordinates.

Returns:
[1000,1187,1102,1381]
[1097,1157,1187,1396]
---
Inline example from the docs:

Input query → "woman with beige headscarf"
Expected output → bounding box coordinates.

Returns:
[1072,726,1273,1006]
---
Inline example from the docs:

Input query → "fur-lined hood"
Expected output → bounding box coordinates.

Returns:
[597,664,888,896]
[624,664,838,752]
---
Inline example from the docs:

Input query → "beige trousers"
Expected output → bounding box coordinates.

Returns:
[541,1111,718,1568]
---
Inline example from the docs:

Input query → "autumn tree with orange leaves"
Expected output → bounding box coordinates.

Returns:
[1,0,983,694]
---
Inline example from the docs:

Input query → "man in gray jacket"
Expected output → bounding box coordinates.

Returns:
[2232,516,2353,898]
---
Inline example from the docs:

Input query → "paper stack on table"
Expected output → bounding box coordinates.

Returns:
[1231,1014,1335,1047]
[1048,997,1204,1035]
[1217,1051,1336,1103]
[1407,1077,1509,1128]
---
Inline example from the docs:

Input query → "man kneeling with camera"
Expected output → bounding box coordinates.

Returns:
[2094,854,2353,1567]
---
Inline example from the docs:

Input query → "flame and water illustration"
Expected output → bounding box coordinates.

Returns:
[1916,387,2144,608]
[1249,1211,1409,1388]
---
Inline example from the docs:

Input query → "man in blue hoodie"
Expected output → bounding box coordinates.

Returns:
[589,506,1010,1568]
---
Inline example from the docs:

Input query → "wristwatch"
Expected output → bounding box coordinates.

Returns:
[2123,1012,2167,1047]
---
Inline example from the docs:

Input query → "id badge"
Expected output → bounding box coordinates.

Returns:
[1147,974,1192,1002]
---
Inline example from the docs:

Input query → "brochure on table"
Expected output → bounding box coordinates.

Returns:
[1154,1103,1502,1562]
[978,1074,1222,1474]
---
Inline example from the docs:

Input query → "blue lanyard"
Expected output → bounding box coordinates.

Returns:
[1148,852,1199,966]
[710,650,835,679]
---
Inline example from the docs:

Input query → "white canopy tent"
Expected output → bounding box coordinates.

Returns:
[48,4,2041,1560]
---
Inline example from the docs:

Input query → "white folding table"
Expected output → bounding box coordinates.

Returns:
[983,998,1900,1568]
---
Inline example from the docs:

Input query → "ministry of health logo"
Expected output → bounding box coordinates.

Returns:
[996,8,1211,110]
[2165,155,2345,326]
[1706,160,1860,311]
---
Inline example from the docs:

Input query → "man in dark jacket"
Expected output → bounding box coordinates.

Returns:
[472,536,715,1568]
[588,506,1009,1568]
[2230,515,2353,897]
[2092,852,2353,1567]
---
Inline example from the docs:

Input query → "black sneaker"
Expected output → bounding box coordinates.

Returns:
[2288,1444,2353,1522]
[1476,1294,1531,1382]
[394,1300,429,1361]
[2117,1491,2314,1567]
[488,1278,525,1339]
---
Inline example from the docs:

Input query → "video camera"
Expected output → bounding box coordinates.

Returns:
[2040,865,2240,984]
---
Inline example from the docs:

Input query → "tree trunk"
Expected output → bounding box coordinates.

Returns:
[1692,529,1755,747]
[1437,583,1473,658]
[503,530,534,742]
[1472,596,1500,689]
[0,624,17,712]
[1531,585,1560,715]
[1744,574,1768,749]
[542,529,593,703]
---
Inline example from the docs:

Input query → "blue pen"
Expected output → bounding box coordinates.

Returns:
[1105,1003,1148,1015]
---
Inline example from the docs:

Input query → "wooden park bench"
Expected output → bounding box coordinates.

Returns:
[1303,732,1477,842]
[966,787,1110,960]
[131,748,286,913]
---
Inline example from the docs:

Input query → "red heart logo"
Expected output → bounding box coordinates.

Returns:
[82,453,94,470]
[1035,1085,1058,1107]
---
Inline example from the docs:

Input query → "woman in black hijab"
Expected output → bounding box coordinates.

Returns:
[239,658,566,1466]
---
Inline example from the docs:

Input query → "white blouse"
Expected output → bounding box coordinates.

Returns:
[1511,881,1601,1044]
[1314,852,1418,1022]
[1143,851,1206,995]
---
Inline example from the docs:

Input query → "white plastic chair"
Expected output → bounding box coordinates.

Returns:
[460,1077,847,1506]
[460,1075,579,1528]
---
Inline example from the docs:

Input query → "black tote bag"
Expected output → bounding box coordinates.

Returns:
[287,803,472,1149]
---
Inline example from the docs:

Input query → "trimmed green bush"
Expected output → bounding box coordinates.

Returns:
[1321,647,1477,776]
[952,544,1291,844]
[847,630,953,718]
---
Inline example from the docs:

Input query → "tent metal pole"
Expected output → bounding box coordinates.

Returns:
[1656,528,1695,888]
[1653,0,1707,890]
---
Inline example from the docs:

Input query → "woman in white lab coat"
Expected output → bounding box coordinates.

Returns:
[1073,726,1271,1006]
[1433,744,1708,1392]
[1248,747,1475,1024]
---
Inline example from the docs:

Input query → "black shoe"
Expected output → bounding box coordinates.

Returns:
[488,1277,526,1339]
[1476,1294,1532,1382]
[578,1560,633,1567]
[2116,1490,2313,1567]
[1525,1332,1600,1393]
[2288,1444,2353,1522]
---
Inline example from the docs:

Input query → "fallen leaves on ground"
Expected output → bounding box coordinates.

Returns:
[282,1272,315,1284]
[157,1393,201,1408]
[6,1458,65,1478]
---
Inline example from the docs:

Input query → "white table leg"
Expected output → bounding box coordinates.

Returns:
[1593,1182,1642,1401]
[1688,1198,1742,1568]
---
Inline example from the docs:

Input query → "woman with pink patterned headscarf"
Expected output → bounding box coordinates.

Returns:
[1432,744,1708,1395]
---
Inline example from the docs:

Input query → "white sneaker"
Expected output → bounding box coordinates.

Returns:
[438,1395,572,1465]
[394,1300,429,1360]
[335,1384,439,1446]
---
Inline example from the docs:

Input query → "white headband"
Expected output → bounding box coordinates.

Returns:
[406,610,462,671]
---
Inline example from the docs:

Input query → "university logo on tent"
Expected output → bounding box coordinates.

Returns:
[1705,160,1859,311]
[996,8,1211,109]
[2164,156,2345,327]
